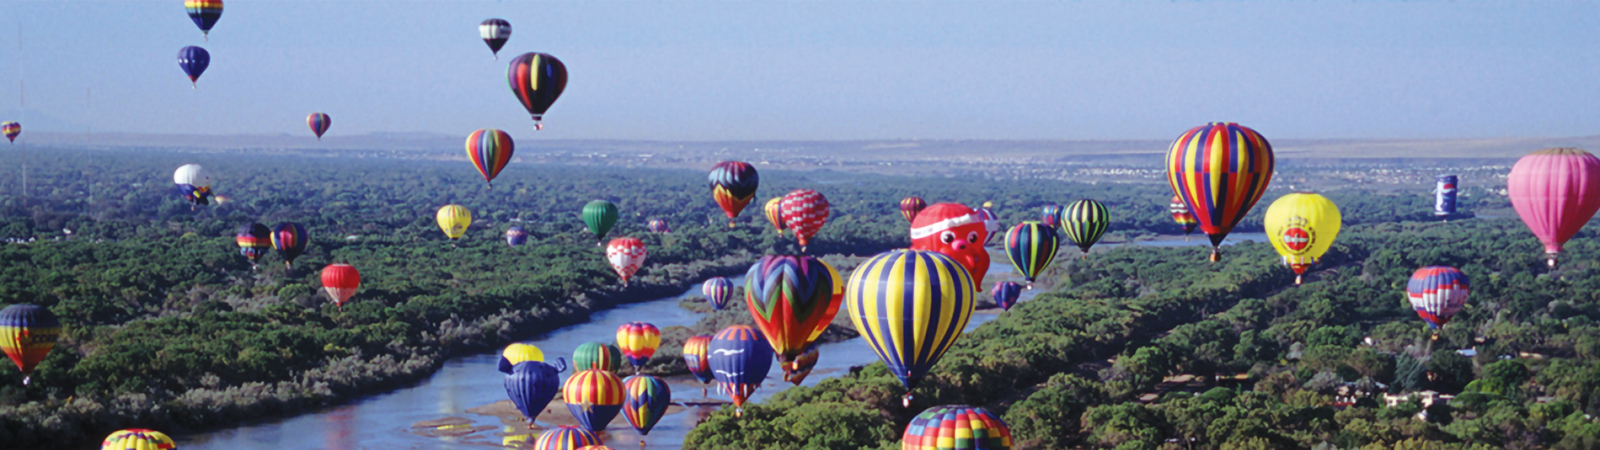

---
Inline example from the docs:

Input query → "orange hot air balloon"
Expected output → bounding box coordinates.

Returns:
[615,322,660,367]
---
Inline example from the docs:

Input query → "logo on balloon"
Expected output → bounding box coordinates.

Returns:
[1282,217,1313,252]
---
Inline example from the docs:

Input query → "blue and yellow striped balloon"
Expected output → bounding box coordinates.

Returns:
[1060,199,1110,256]
[1166,122,1275,261]
[185,0,223,38]
[622,375,671,436]
[1004,222,1059,286]
[562,369,623,432]
[844,249,975,406]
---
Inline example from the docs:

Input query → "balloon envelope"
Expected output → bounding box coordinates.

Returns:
[0,304,60,385]
[844,250,975,399]
[178,46,210,84]
[499,343,545,374]
[991,281,1022,311]
[1166,122,1275,260]
[320,263,361,308]
[622,375,671,435]
[708,325,773,409]
[437,205,471,240]
[480,18,511,58]
[682,334,713,384]
[763,196,786,233]
[743,255,844,365]
[102,429,176,450]
[582,200,619,241]
[1507,148,1600,267]
[271,222,307,268]
[781,189,830,251]
[562,369,623,432]
[615,322,660,367]
[709,162,760,221]
[507,52,567,126]
[2,121,18,142]
[902,405,1014,450]
[1061,199,1110,254]
[605,238,647,285]
[900,196,928,222]
[185,0,223,36]
[466,129,514,186]
[306,113,330,139]
[505,360,565,426]
[702,277,734,311]
[1263,193,1342,284]
[1407,266,1470,329]
[572,342,623,373]
[534,426,601,450]
[1004,222,1059,283]
[235,223,271,265]
[506,225,529,247]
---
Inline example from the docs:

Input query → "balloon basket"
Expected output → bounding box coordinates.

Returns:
[735,408,743,418]
[1208,250,1220,262]
[1294,275,1302,285]
[22,375,30,385]
[902,394,913,408]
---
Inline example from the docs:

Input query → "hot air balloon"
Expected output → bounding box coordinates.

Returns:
[102,429,177,450]
[178,46,210,88]
[563,369,624,432]
[1435,175,1459,217]
[437,205,471,243]
[1507,148,1600,268]
[534,426,602,450]
[506,225,529,248]
[900,196,928,222]
[909,203,992,287]
[499,343,545,373]
[1061,199,1109,258]
[763,196,786,234]
[1169,196,1198,238]
[784,344,819,385]
[466,129,514,187]
[320,264,360,309]
[709,162,760,226]
[2,121,18,143]
[744,255,844,370]
[1167,122,1275,262]
[582,200,619,243]
[572,342,623,373]
[991,281,1022,311]
[708,325,773,416]
[845,249,976,407]
[902,405,1014,450]
[622,375,670,438]
[504,358,567,428]
[702,277,734,311]
[271,222,307,269]
[781,189,830,252]
[575,446,614,450]
[647,219,670,234]
[1004,222,1059,288]
[605,237,647,286]
[173,164,214,208]
[1040,204,1062,228]
[480,18,511,59]
[682,334,713,384]
[1264,193,1341,285]
[1,304,59,385]
[507,52,567,130]
[1407,266,1470,330]
[235,223,271,269]
[306,113,330,140]
[977,204,1001,245]
[185,0,222,39]
[616,322,660,367]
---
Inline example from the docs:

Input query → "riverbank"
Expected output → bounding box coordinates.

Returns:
[0,251,765,450]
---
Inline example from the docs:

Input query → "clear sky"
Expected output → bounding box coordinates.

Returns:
[2,1,1598,141]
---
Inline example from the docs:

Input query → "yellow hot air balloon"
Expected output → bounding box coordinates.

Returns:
[497,343,545,373]
[437,205,472,243]
[1264,193,1341,285]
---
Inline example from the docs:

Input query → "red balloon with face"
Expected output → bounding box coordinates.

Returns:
[909,203,991,287]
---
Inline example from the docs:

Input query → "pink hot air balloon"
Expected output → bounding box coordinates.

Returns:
[1507,148,1600,268]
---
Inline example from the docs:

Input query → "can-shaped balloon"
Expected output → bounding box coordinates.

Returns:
[845,249,975,406]
[1507,148,1600,267]
[1434,175,1458,217]
[1407,266,1470,329]
[0,304,60,385]
[902,405,1014,450]
[622,375,671,435]
[1264,193,1341,285]
[702,277,734,311]
[615,322,660,367]
[562,369,623,432]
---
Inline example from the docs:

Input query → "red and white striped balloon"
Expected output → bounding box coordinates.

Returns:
[606,238,648,285]
[780,189,830,252]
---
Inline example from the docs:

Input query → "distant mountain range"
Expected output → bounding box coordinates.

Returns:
[13,131,1600,162]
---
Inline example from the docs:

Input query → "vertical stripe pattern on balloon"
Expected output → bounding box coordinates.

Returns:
[1061,199,1109,253]
[844,250,975,392]
[901,405,1014,450]
[0,304,60,384]
[533,426,601,450]
[562,369,623,432]
[1165,122,1275,247]
[465,129,514,185]
[622,375,671,435]
[1003,222,1059,283]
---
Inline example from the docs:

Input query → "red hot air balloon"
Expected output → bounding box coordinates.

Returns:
[320,264,360,309]
[1507,148,1600,268]
[606,238,647,286]
[507,53,567,130]
[781,189,830,252]
[1166,122,1275,262]
[899,196,927,222]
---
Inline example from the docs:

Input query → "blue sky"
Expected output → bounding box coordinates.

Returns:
[2,1,1598,141]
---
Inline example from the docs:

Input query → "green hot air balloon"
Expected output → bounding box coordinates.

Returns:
[1061,199,1110,258]
[572,341,623,374]
[582,200,619,245]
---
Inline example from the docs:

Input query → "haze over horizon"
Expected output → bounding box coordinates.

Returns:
[3,1,1598,141]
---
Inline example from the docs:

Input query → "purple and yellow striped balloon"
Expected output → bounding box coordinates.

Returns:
[562,369,623,432]
[2,121,19,143]
[533,426,601,450]
[466,128,514,187]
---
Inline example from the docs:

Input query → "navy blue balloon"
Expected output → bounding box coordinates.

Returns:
[178,46,210,87]
[504,358,566,427]
[707,325,774,410]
